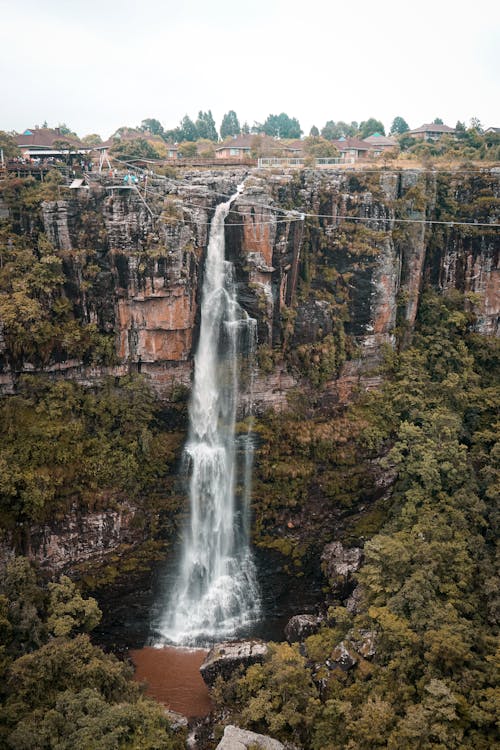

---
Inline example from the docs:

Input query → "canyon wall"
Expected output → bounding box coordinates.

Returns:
[0,167,498,574]
[2,167,498,404]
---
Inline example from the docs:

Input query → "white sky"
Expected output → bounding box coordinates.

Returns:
[1,0,499,139]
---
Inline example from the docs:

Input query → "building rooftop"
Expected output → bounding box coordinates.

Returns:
[363,133,398,146]
[408,123,455,134]
[16,128,85,149]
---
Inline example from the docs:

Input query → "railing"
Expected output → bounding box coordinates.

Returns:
[258,158,304,167]
[316,157,355,165]
[257,157,356,168]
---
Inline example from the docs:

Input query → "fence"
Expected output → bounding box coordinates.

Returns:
[257,157,355,168]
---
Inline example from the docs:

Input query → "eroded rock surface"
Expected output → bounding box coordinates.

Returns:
[215,725,285,750]
[284,613,322,642]
[321,541,363,597]
[200,640,268,687]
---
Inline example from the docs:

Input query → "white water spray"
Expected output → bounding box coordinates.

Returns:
[156,185,261,645]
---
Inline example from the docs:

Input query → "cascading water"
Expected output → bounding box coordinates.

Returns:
[155,185,261,645]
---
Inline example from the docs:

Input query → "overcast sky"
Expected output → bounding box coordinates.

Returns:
[1,0,499,139]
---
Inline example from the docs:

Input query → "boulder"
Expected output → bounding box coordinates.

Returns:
[284,614,321,642]
[216,725,285,750]
[327,640,358,672]
[200,640,268,687]
[163,709,188,729]
[345,584,364,614]
[348,628,377,659]
[321,541,363,597]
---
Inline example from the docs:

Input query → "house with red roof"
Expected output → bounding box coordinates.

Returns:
[15,127,107,161]
[215,134,255,158]
[331,137,375,160]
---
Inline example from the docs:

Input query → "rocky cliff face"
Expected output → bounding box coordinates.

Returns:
[1,167,498,402]
[0,167,498,577]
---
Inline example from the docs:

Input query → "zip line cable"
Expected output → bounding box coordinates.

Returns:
[131,185,500,229]
[105,161,500,230]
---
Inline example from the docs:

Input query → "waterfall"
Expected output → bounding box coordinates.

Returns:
[156,185,261,645]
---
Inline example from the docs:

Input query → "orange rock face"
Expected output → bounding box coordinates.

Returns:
[117,290,196,362]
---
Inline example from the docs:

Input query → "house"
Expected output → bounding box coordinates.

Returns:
[15,127,107,163]
[484,127,500,134]
[282,139,305,155]
[215,134,255,158]
[331,137,375,160]
[407,123,456,141]
[362,133,399,154]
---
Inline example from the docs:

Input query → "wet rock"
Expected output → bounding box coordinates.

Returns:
[200,640,268,687]
[0,502,146,577]
[292,300,333,345]
[216,725,285,750]
[321,541,363,597]
[284,613,322,642]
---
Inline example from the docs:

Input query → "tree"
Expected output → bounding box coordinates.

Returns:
[358,118,386,138]
[47,576,101,638]
[81,134,102,146]
[110,138,160,160]
[220,110,241,139]
[262,113,302,139]
[241,121,250,134]
[302,136,339,158]
[321,120,357,140]
[177,142,197,157]
[3,635,186,749]
[309,125,320,137]
[390,116,409,135]
[235,642,320,745]
[0,557,47,656]
[433,117,444,125]
[469,117,483,133]
[196,138,216,158]
[0,131,20,159]
[398,133,416,151]
[163,127,182,143]
[140,118,164,137]
[177,115,198,142]
[195,110,218,141]
[56,123,77,136]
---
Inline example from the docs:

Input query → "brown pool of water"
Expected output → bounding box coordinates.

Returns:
[130,646,213,718]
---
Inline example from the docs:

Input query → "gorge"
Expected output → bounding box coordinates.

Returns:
[0,164,498,748]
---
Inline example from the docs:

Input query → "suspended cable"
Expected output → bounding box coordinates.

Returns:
[103,163,500,230]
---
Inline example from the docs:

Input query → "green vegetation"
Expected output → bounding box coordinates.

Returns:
[0,131,21,160]
[389,116,410,135]
[258,113,302,139]
[220,111,241,139]
[218,291,499,749]
[321,121,359,140]
[358,118,386,139]
[0,557,186,749]
[110,138,161,161]
[0,178,116,369]
[0,375,185,528]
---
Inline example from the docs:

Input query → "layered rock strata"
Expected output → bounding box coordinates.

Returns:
[1,168,497,401]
